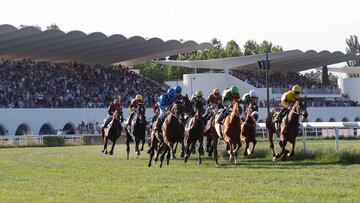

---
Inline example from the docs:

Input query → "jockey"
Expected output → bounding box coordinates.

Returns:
[154,88,176,132]
[276,85,302,128]
[203,88,223,121]
[127,94,145,126]
[216,85,240,124]
[242,89,259,114]
[190,90,207,115]
[174,85,183,101]
[102,98,123,129]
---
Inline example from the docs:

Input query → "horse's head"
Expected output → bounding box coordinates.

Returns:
[247,103,259,122]
[136,104,145,117]
[181,95,194,115]
[170,102,184,118]
[113,109,120,121]
[293,99,308,119]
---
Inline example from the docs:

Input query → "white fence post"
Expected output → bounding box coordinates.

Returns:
[302,125,306,153]
[335,128,340,153]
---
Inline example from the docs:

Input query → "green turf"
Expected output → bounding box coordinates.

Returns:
[0,139,359,202]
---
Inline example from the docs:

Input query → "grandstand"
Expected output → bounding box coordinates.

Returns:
[1,24,360,136]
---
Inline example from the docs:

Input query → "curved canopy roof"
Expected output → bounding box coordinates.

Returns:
[0,24,212,65]
[155,50,360,72]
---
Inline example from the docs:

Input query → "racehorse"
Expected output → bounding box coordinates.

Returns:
[125,104,147,160]
[268,99,308,161]
[101,109,122,155]
[158,101,185,168]
[183,100,204,164]
[211,101,242,166]
[203,103,221,157]
[240,103,258,156]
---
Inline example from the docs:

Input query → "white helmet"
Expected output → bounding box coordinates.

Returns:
[249,89,258,98]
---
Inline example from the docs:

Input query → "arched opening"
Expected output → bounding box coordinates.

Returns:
[15,123,32,136]
[0,124,6,135]
[39,123,54,135]
[315,118,323,122]
[355,117,360,122]
[63,123,75,135]
[329,118,336,122]
[342,117,349,122]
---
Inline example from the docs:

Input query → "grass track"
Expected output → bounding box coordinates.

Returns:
[0,139,359,202]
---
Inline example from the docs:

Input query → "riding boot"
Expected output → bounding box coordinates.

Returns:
[102,116,112,129]
[216,109,229,124]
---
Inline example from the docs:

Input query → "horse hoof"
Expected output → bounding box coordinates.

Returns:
[272,156,277,162]
[136,151,140,156]
[141,147,144,151]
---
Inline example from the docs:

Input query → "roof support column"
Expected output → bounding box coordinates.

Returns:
[322,65,329,84]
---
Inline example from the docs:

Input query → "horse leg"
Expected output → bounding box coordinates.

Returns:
[169,143,175,160]
[279,139,288,161]
[135,138,140,156]
[159,144,168,168]
[250,140,257,155]
[126,138,130,160]
[172,142,178,159]
[166,145,171,165]
[141,137,145,152]
[180,142,185,158]
[229,142,236,164]
[148,143,155,167]
[243,141,249,156]
[289,140,295,157]
[198,136,204,156]
[102,137,108,154]
[212,137,219,167]
[184,140,191,163]
[154,142,162,164]
[197,141,202,165]
[269,130,276,159]
[109,140,116,155]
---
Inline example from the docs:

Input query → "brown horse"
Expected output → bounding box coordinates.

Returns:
[240,103,258,156]
[101,109,122,155]
[265,108,281,158]
[270,99,308,161]
[125,104,147,160]
[183,102,204,164]
[211,101,242,166]
[158,101,185,167]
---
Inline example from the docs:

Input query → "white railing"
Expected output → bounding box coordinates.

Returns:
[256,122,360,153]
[1,122,359,152]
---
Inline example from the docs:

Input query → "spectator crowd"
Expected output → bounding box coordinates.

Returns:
[0,59,167,108]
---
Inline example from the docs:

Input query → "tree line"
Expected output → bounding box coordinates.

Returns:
[133,39,283,82]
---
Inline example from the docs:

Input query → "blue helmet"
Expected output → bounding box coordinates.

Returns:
[174,86,182,93]
[167,89,176,98]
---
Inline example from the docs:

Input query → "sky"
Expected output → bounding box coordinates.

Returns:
[1,0,359,76]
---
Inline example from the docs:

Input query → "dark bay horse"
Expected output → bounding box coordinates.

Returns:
[101,109,122,155]
[268,99,308,161]
[240,103,258,156]
[125,104,147,160]
[158,101,185,168]
[184,101,204,164]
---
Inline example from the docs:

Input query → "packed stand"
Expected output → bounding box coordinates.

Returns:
[231,70,340,94]
[258,97,360,108]
[0,59,167,108]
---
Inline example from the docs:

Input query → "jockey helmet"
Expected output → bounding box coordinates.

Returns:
[167,88,176,98]
[249,89,258,98]
[213,88,220,94]
[135,94,143,100]
[113,98,121,106]
[230,85,239,94]
[195,90,203,97]
[174,86,182,93]
[292,85,301,93]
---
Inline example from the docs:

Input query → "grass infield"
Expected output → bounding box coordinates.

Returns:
[0,139,359,202]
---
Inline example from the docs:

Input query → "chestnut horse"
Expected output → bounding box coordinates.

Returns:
[240,103,258,156]
[125,104,146,160]
[211,101,242,166]
[101,109,122,155]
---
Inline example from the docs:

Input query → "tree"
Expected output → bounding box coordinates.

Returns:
[46,23,60,30]
[345,35,360,77]
[225,40,242,57]
[304,70,321,84]
[258,40,272,54]
[243,40,259,55]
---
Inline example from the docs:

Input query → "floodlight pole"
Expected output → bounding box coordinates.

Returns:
[266,52,270,116]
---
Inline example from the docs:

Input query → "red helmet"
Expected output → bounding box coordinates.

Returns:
[113,98,121,106]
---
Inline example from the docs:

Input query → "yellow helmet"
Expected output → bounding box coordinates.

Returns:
[292,85,301,92]
[195,90,203,97]
[135,94,143,100]
[213,88,220,94]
